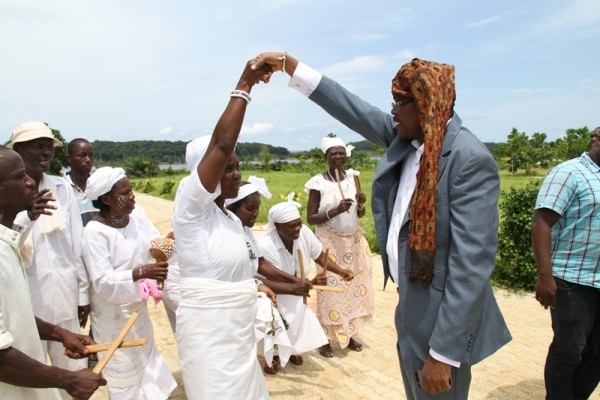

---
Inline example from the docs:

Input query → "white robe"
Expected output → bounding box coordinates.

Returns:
[173,171,268,400]
[82,206,176,399]
[0,224,62,400]
[258,226,328,354]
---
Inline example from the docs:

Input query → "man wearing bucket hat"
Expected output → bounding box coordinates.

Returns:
[251,53,511,399]
[9,121,89,399]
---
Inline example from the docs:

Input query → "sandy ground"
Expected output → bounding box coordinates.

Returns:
[89,192,600,400]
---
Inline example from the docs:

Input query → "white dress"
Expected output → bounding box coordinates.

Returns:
[82,206,176,400]
[258,225,329,354]
[172,171,268,400]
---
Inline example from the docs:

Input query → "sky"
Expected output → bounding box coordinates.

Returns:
[1,0,599,151]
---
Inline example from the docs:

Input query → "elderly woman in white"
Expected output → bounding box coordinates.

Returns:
[81,167,176,400]
[257,199,353,368]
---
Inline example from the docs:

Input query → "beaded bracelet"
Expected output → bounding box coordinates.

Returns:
[278,52,287,73]
[230,90,252,103]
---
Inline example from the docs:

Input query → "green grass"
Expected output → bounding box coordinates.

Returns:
[131,166,546,255]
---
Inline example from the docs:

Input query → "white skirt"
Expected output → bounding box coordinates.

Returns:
[176,278,269,400]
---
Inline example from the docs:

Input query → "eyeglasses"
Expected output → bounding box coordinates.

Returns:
[391,98,413,111]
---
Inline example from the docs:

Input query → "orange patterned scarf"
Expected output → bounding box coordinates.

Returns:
[391,58,456,287]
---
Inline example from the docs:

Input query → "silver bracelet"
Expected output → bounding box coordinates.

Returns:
[254,278,263,287]
[138,266,145,278]
[325,209,332,220]
[277,52,287,73]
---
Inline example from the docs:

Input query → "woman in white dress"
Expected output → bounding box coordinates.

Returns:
[81,166,176,400]
[304,136,374,358]
[226,178,318,375]
[172,60,275,399]
[258,200,353,369]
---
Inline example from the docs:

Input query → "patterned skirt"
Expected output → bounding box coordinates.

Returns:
[315,223,374,348]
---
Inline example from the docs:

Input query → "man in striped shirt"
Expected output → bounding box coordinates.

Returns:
[532,126,600,400]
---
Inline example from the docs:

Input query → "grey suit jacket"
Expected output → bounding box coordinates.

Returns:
[309,76,511,365]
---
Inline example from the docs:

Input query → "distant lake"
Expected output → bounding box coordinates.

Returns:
[159,159,302,170]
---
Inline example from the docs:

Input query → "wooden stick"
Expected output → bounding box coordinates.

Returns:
[72,312,139,399]
[73,338,147,354]
[334,169,349,213]
[353,175,362,195]
[312,285,344,293]
[344,269,364,281]
[92,312,139,374]
[297,249,307,305]
[322,248,329,275]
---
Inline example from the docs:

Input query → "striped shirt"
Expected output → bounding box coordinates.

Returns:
[535,153,600,288]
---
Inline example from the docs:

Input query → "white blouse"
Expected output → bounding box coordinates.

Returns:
[305,173,359,233]
[258,225,322,277]
[82,206,159,304]
[172,172,258,281]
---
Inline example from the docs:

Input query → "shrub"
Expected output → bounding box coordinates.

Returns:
[493,180,542,291]
[138,179,156,193]
[161,179,175,195]
[125,156,160,178]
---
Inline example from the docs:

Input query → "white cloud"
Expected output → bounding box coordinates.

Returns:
[157,126,173,135]
[322,56,386,77]
[395,49,417,61]
[466,16,500,28]
[240,122,277,137]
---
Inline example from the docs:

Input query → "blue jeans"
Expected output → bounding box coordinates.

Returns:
[545,278,600,400]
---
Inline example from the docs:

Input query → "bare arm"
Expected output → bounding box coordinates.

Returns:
[532,208,561,309]
[306,189,354,225]
[314,251,352,280]
[0,347,106,397]
[197,60,272,192]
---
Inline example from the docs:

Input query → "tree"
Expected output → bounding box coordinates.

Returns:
[257,144,273,172]
[494,128,530,174]
[528,132,553,169]
[561,127,591,161]
[50,126,69,176]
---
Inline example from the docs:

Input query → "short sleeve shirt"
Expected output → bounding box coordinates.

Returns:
[535,153,600,287]
[172,172,258,281]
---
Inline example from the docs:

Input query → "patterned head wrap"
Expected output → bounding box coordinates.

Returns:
[391,58,456,287]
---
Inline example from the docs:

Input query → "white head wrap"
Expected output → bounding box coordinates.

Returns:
[185,135,212,171]
[85,167,127,201]
[225,176,272,206]
[267,192,301,229]
[321,136,355,156]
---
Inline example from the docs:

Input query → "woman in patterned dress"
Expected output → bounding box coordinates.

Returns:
[304,136,374,358]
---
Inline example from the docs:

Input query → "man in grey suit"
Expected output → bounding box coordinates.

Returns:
[253,53,511,399]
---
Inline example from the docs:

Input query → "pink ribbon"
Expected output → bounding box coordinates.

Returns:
[138,279,163,305]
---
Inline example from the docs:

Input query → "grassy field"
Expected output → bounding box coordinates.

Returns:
[131,167,550,254]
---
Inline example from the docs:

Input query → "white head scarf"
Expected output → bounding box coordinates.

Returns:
[225,176,272,206]
[185,135,212,171]
[267,192,301,229]
[86,167,127,201]
[321,136,355,156]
